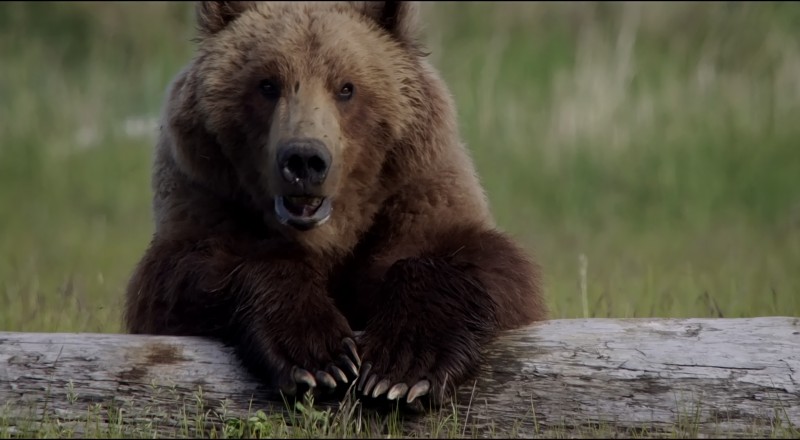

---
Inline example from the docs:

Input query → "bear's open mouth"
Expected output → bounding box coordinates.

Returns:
[274,196,332,231]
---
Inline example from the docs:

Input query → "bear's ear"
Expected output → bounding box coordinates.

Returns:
[196,1,255,36]
[353,1,421,45]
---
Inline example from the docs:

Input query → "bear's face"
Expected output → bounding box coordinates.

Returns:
[176,1,423,234]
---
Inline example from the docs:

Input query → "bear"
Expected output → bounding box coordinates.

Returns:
[124,0,545,409]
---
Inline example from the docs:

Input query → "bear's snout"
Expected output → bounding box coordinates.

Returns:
[276,138,332,191]
[272,138,336,231]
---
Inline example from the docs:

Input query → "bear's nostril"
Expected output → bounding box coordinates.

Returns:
[286,155,307,179]
[308,156,327,175]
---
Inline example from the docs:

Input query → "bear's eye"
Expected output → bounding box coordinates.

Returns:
[337,83,354,101]
[259,79,281,100]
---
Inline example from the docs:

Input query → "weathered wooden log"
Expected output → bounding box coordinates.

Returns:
[1,317,798,438]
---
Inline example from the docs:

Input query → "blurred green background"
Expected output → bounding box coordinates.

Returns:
[1,1,798,333]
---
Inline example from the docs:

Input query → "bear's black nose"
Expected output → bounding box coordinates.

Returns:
[277,139,331,187]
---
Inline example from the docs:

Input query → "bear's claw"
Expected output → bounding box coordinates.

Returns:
[386,383,408,401]
[406,380,430,403]
[315,370,337,390]
[362,374,378,395]
[339,354,359,377]
[292,366,317,389]
[371,378,391,398]
[343,337,361,366]
[356,361,373,391]
[328,364,348,384]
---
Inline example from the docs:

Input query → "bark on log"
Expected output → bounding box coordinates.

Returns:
[1,317,798,438]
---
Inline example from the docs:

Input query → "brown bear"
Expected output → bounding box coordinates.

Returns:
[124,0,545,409]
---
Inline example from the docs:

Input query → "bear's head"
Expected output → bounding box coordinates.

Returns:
[166,1,434,250]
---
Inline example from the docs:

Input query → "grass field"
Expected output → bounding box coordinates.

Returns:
[1,1,799,438]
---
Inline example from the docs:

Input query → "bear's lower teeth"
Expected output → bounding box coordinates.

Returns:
[284,197,323,216]
[288,197,321,208]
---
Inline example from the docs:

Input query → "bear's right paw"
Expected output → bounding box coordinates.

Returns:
[278,336,361,398]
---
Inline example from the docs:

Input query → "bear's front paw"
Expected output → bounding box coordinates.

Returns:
[238,296,361,400]
[355,321,482,410]
[281,336,361,397]
[353,257,495,410]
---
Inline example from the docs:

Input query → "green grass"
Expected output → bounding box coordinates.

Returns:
[4,388,798,439]
[1,1,799,438]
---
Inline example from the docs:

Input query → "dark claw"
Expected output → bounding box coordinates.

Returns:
[343,337,361,366]
[328,365,348,384]
[356,362,373,391]
[371,379,391,398]
[362,374,378,396]
[339,354,359,378]
[292,367,317,389]
[406,379,430,403]
[386,383,408,401]
[315,370,337,390]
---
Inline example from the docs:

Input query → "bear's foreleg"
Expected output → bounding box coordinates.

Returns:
[355,224,544,408]
[124,236,362,397]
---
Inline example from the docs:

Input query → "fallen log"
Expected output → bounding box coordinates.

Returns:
[1,317,798,438]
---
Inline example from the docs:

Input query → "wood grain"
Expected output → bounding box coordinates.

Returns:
[1,317,798,437]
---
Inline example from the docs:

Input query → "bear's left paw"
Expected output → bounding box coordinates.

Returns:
[353,257,494,410]
[354,321,482,410]
[356,361,434,404]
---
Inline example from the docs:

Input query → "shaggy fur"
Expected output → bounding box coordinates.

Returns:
[125,0,545,408]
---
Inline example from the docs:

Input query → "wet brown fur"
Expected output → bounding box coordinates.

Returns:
[125,1,545,407]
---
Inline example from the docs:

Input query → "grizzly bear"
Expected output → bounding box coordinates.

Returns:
[124,0,545,409]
